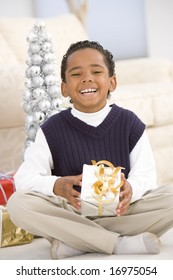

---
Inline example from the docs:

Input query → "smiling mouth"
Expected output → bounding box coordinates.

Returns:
[80,88,97,95]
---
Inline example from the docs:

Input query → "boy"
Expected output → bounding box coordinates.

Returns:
[7,40,173,259]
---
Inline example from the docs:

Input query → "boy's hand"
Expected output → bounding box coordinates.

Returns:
[53,174,82,210]
[116,173,132,216]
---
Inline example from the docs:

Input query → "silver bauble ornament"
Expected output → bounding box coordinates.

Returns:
[34,20,45,29]
[38,31,48,44]
[27,32,37,42]
[42,42,52,52]
[51,98,63,110]
[33,88,46,99]
[49,85,61,97]
[29,43,41,54]
[39,100,51,111]
[23,102,32,113]
[30,65,41,77]
[42,63,55,75]
[43,53,55,63]
[26,65,41,78]
[31,54,42,65]
[34,111,46,124]
[43,32,52,42]
[27,123,36,130]
[45,75,57,86]
[32,76,44,87]
[25,114,34,125]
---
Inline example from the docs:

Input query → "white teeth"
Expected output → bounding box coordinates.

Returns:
[80,88,96,93]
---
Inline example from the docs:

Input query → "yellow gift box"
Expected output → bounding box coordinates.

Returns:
[81,160,124,216]
[0,206,34,248]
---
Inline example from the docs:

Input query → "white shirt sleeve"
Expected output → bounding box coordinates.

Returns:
[127,131,158,203]
[14,128,58,196]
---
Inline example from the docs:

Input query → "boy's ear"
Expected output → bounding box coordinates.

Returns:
[61,81,69,97]
[109,75,117,92]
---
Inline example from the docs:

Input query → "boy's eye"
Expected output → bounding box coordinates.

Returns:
[71,73,81,76]
[93,70,102,74]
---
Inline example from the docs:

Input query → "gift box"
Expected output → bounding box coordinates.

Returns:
[81,160,124,216]
[0,206,34,248]
[0,172,16,205]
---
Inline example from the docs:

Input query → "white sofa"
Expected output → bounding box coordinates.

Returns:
[0,14,173,189]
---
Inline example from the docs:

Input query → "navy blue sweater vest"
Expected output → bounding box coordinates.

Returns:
[41,104,145,187]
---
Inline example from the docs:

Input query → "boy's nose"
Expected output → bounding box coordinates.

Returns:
[82,72,93,83]
[81,74,93,83]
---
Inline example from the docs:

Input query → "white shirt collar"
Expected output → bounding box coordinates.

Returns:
[71,102,111,127]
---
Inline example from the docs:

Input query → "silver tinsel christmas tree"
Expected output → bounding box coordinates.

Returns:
[23,21,64,149]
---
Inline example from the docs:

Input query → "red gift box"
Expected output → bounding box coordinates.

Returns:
[0,173,16,205]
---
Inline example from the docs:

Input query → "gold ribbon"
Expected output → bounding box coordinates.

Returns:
[91,160,124,215]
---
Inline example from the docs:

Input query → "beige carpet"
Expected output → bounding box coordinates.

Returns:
[0,228,173,260]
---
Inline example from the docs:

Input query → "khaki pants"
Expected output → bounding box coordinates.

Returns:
[7,185,173,254]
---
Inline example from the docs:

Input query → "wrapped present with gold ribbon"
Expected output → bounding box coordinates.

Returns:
[81,160,124,216]
[0,206,34,248]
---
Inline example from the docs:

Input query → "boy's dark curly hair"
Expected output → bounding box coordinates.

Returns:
[61,40,115,82]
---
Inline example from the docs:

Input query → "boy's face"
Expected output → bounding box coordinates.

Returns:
[61,48,116,113]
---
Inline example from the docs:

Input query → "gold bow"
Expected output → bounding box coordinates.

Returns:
[91,160,124,215]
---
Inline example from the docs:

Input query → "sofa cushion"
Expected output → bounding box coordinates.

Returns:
[147,123,173,186]
[116,58,173,85]
[153,85,173,126]
[0,34,18,64]
[110,82,173,127]
[0,65,25,128]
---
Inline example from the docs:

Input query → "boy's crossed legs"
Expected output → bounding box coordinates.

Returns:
[7,185,173,259]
